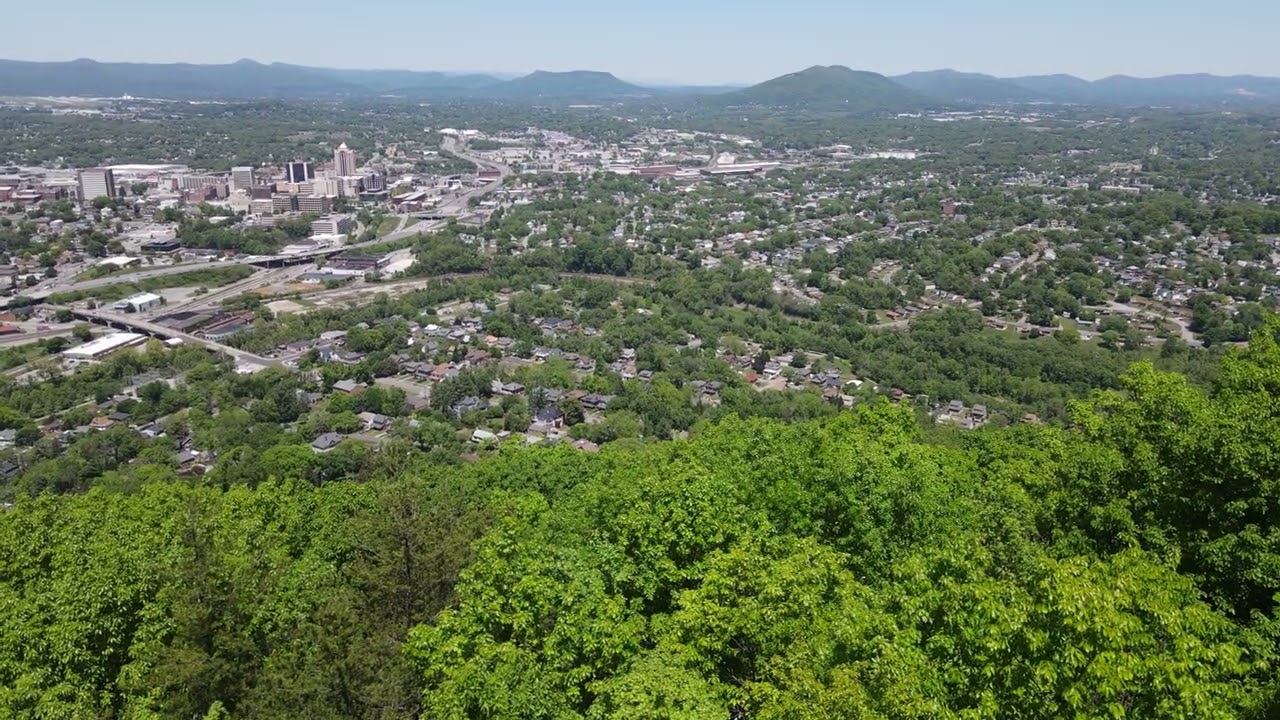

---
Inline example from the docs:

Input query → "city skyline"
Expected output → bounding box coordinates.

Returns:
[6,0,1280,85]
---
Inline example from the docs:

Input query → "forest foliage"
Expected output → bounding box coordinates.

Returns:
[4,319,1280,718]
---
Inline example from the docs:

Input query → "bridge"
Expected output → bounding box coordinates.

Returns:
[57,305,280,370]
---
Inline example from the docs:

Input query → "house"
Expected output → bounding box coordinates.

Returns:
[529,406,565,435]
[972,405,989,423]
[405,395,431,412]
[297,391,326,408]
[333,379,367,395]
[136,422,165,438]
[502,382,526,395]
[0,461,19,481]
[948,400,964,415]
[0,428,14,449]
[571,439,600,453]
[89,416,116,431]
[311,432,345,453]
[535,406,564,426]
[471,428,499,444]
[451,396,488,418]
[172,449,199,467]
[358,412,391,432]
[581,393,614,411]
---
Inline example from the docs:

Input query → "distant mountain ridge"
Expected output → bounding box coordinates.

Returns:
[898,69,1280,105]
[893,69,1037,103]
[0,58,1278,107]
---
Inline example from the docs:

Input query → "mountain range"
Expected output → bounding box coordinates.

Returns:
[1,58,1279,110]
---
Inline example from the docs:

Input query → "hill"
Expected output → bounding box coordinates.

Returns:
[713,65,932,112]
[474,70,651,100]
[893,69,1038,103]
[1006,73,1095,101]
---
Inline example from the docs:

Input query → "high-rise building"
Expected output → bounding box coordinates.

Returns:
[271,194,298,214]
[362,173,386,192]
[297,195,334,214]
[334,143,357,177]
[77,168,116,203]
[231,166,255,192]
[286,161,314,184]
[310,214,353,236]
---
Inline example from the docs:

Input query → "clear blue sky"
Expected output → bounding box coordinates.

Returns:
[8,0,1277,84]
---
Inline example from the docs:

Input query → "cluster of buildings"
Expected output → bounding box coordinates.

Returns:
[0,142,382,213]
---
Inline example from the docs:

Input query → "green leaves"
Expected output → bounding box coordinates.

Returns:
[6,328,1280,718]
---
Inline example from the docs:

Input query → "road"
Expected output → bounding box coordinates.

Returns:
[1102,301,1201,346]
[162,266,301,315]
[29,261,227,297]
[0,327,78,347]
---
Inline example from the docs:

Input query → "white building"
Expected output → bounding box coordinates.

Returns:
[77,168,116,203]
[311,215,354,236]
[112,292,163,313]
[231,166,255,192]
[97,256,141,269]
[62,333,147,367]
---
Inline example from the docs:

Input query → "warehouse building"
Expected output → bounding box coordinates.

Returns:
[62,333,147,367]
[112,292,164,313]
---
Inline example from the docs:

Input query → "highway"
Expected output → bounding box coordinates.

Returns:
[162,266,301,315]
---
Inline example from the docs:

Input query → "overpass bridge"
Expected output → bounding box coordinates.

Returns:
[58,306,280,370]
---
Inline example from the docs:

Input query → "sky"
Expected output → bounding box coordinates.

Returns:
[8,0,1279,85]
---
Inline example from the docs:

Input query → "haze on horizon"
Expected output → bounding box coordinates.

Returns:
[8,0,1278,85]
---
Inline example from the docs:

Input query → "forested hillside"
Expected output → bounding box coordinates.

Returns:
[4,320,1280,718]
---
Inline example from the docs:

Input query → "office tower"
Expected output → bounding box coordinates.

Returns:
[271,194,298,214]
[286,161,314,184]
[334,142,357,176]
[77,168,116,203]
[231,166,255,191]
[362,173,386,192]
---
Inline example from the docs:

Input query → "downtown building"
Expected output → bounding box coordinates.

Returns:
[334,143,357,177]
[77,168,116,203]
[286,161,315,184]
[231,166,255,192]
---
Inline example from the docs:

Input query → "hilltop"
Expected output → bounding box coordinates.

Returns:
[474,70,650,100]
[712,65,931,112]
